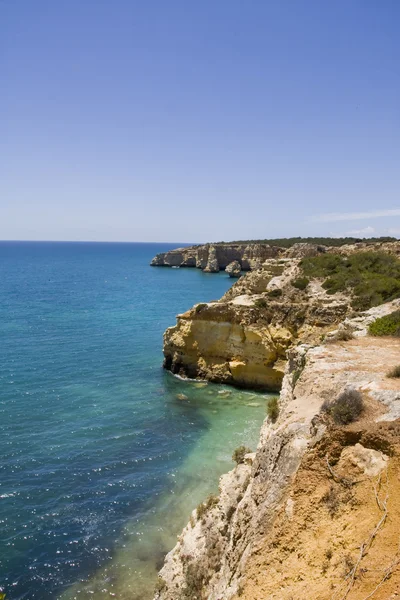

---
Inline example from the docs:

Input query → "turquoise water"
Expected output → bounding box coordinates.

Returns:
[0,242,270,600]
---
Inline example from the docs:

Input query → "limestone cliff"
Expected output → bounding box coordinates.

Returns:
[162,242,400,390]
[163,256,351,390]
[155,301,400,600]
[150,243,283,271]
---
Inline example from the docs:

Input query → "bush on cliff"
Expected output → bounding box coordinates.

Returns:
[267,397,279,422]
[195,303,208,313]
[196,494,219,520]
[292,277,310,290]
[322,389,364,425]
[300,252,400,309]
[254,298,267,308]
[232,445,251,465]
[184,562,209,598]
[387,365,400,378]
[221,236,396,247]
[368,310,400,337]
[268,288,283,298]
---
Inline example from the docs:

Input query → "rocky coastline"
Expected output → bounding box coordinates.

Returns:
[154,240,400,600]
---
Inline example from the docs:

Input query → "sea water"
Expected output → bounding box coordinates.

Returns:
[0,242,271,600]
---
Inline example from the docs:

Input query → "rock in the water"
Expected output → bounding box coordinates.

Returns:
[176,393,188,401]
[203,245,219,273]
[225,260,242,277]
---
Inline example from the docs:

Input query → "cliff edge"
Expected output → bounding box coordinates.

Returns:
[155,301,400,600]
[163,243,400,390]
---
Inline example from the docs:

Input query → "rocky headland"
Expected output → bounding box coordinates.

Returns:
[154,240,400,600]
[162,241,400,390]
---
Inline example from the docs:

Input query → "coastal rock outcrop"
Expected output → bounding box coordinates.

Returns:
[155,301,400,600]
[203,245,220,273]
[225,261,242,277]
[150,243,283,271]
[163,256,351,389]
[162,241,400,389]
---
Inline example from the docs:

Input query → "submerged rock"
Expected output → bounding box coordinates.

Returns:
[176,393,188,401]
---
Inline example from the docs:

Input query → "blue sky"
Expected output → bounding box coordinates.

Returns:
[1,0,399,242]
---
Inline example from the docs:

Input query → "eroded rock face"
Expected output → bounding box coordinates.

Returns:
[151,240,400,270]
[203,245,220,273]
[151,243,284,271]
[163,258,352,390]
[155,303,400,600]
[225,261,242,277]
[163,302,288,390]
[285,242,326,258]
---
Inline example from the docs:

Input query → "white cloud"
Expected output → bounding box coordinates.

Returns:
[345,226,375,236]
[310,209,400,222]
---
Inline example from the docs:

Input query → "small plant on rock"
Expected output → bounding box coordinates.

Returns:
[254,298,267,309]
[326,328,354,343]
[195,303,207,313]
[232,445,251,465]
[267,397,279,422]
[322,389,364,424]
[196,494,219,520]
[322,485,340,516]
[292,277,310,290]
[387,365,400,378]
[184,562,208,598]
[267,288,282,298]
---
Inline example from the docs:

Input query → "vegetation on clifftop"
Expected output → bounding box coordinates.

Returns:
[215,236,396,247]
[300,252,400,310]
[369,310,400,337]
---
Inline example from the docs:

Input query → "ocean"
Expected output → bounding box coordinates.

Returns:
[0,242,271,600]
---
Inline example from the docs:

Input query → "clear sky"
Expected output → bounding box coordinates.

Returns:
[1,0,399,242]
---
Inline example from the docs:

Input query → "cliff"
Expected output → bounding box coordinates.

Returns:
[162,243,400,390]
[163,258,351,390]
[150,243,283,271]
[150,240,400,272]
[155,300,400,600]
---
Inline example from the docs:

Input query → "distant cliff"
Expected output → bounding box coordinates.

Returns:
[150,243,282,271]
[150,238,399,272]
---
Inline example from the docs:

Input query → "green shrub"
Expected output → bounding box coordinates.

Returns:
[292,277,310,290]
[368,310,400,337]
[267,397,279,422]
[300,252,400,309]
[387,365,400,378]
[254,298,267,308]
[195,303,208,313]
[196,494,219,520]
[267,288,282,298]
[232,445,251,465]
[267,265,285,276]
[322,389,364,424]
[220,236,396,248]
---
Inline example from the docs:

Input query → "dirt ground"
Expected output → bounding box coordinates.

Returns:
[234,336,400,600]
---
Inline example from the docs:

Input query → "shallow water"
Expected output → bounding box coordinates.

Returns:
[0,242,270,599]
